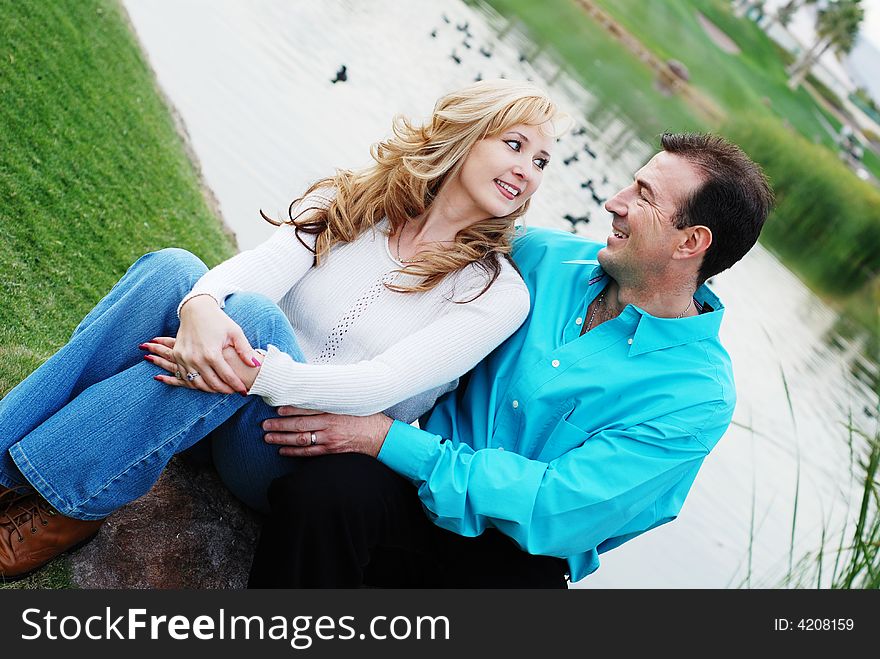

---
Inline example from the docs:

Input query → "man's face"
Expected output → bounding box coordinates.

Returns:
[598,151,704,285]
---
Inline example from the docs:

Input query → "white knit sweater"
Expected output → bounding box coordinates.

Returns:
[180,191,530,422]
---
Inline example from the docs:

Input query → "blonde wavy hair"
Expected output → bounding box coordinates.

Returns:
[263,79,564,300]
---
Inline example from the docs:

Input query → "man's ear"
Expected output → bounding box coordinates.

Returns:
[674,225,712,261]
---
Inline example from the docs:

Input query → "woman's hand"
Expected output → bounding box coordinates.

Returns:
[143,336,263,393]
[152,295,261,394]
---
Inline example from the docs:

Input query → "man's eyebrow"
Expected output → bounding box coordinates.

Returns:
[504,131,551,158]
[635,176,656,200]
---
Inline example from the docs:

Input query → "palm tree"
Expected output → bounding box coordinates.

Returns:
[787,0,864,90]
[732,0,765,19]
[763,0,818,30]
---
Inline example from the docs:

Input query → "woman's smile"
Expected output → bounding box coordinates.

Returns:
[494,179,521,200]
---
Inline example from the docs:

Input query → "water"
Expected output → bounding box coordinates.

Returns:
[122,0,878,588]
[847,37,880,108]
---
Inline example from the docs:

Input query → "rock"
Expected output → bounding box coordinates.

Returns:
[666,59,690,82]
[68,456,260,589]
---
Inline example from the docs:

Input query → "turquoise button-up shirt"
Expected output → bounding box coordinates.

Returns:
[377,227,736,582]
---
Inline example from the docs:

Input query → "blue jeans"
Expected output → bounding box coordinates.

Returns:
[0,249,306,518]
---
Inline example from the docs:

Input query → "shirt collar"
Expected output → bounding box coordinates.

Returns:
[561,259,604,284]
[562,260,725,355]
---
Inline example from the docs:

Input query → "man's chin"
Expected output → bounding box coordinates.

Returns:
[596,248,622,279]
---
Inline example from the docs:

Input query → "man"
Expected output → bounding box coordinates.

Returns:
[247,132,774,588]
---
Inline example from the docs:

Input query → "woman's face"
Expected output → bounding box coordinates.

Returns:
[451,121,554,221]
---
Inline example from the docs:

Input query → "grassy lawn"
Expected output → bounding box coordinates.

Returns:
[0,0,236,587]
[484,0,708,136]
[0,0,236,394]
[483,0,848,150]
[589,0,843,147]
[861,145,880,181]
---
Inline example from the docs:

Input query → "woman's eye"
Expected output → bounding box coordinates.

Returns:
[504,139,521,151]
[534,158,549,170]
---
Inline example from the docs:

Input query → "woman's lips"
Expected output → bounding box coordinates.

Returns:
[494,179,520,200]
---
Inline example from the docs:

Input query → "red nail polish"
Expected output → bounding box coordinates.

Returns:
[138,344,148,350]
[143,355,153,361]
[252,357,262,367]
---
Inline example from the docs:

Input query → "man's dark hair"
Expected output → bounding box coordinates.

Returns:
[661,132,774,285]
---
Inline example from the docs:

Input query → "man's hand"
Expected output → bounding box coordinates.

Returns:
[262,407,393,458]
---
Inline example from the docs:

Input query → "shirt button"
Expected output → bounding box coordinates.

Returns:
[575,317,583,325]
[627,338,633,345]
[512,400,519,409]
[551,359,560,368]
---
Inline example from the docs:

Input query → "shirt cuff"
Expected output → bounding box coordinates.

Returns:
[377,420,442,481]
[246,344,288,401]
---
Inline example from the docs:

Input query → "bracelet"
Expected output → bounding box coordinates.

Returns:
[179,292,221,313]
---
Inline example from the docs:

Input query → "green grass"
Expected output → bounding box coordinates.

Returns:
[482,0,876,185]
[482,0,707,135]
[861,146,880,181]
[588,0,843,149]
[0,0,236,396]
[0,0,236,587]
[483,0,846,149]
[1,561,73,590]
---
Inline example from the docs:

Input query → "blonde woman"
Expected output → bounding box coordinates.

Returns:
[0,79,563,581]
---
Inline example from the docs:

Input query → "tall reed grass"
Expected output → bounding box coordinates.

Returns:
[783,422,880,589]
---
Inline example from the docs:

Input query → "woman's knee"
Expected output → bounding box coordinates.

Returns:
[223,292,280,323]
[223,293,300,354]
[132,248,208,290]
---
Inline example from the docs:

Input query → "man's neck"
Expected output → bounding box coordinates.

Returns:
[606,278,697,319]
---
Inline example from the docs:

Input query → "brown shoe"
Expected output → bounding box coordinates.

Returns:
[0,485,33,512]
[1,492,104,582]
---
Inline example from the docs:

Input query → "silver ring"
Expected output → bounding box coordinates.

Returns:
[186,371,200,381]
[175,370,182,379]
[310,432,317,446]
